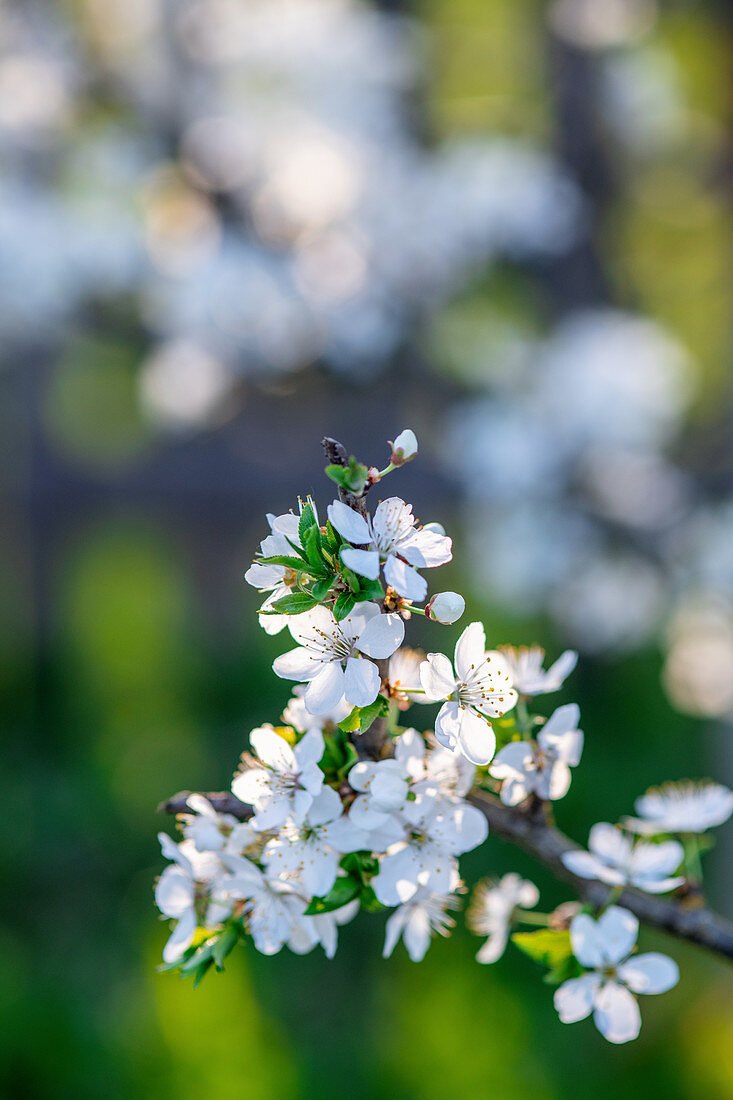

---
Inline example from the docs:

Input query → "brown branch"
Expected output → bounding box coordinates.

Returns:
[469,788,733,962]
[159,784,733,961]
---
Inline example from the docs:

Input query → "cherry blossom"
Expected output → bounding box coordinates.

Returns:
[327,496,452,601]
[489,704,584,804]
[468,873,540,963]
[348,759,410,829]
[562,823,684,893]
[214,853,308,956]
[262,786,370,897]
[181,794,258,855]
[420,622,518,765]
[372,793,488,906]
[231,725,325,829]
[244,507,305,634]
[383,876,461,962]
[272,602,404,714]
[155,834,229,962]
[288,900,360,959]
[494,644,577,696]
[554,906,679,1043]
[625,780,733,835]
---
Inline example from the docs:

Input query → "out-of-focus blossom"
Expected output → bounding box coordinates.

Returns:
[468,873,540,964]
[562,823,684,893]
[625,781,733,836]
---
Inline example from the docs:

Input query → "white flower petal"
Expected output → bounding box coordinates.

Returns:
[420,652,456,700]
[596,905,639,965]
[162,908,197,963]
[357,612,405,659]
[383,555,427,601]
[305,662,347,714]
[327,500,371,545]
[273,646,324,682]
[340,547,381,580]
[457,708,496,767]
[454,622,486,681]
[250,727,296,772]
[344,656,380,707]
[593,982,641,1044]
[554,974,600,1023]
[617,953,679,995]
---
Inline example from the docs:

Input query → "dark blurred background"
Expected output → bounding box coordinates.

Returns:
[5,0,733,1096]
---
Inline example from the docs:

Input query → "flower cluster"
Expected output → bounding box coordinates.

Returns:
[155,430,732,1045]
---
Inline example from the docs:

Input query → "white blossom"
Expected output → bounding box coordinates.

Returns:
[262,786,370,897]
[394,727,475,801]
[231,725,325,830]
[420,622,517,765]
[348,759,410,829]
[383,877,461,962]
[282,685,352,733]
[155,834,229,963]
[562,823,684,893]
[468,873,540,964]
[385,647,425,704]
[181,794,258,855]
[489,704,584,804]
[625,780,733,835]
[215,853,308,956]
[372,793,488,906]
[272,602,404,714]
[494,645,578,696]
[244,508,304,635]
[327,497,452,602]
[390,428,418,465]
[288,900,360,959]
[554,906,679,1043]
[426,591,465,624]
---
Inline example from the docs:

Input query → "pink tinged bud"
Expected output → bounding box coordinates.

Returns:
[426,591,465,624]
[390,429,418,466]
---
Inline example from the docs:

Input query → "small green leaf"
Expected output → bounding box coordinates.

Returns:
[257,554,309,571]
[304,525,325,570]
[338,706,362,733]
[354,577,385,602]
[212,925,240,970]
[543,954,584,986]
[325,465,349,488]
[341,851,378,881]
[511,929,573,970]
[333,591,357,620]
[304,876,360,915]
[268,592,319,615]
[311,577,333,601]
[354,695,388,732]
[298,501,317,544]
[359,886,384,912]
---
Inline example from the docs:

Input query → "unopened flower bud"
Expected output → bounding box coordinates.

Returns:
[367,466,381,486]
[426,591,465,624]
[390,429,418,466]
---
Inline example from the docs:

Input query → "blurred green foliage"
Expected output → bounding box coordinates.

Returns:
[8,0,733,1096]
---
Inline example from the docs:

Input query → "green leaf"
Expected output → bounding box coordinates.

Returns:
[341,851,379,881]
[338,695,388,735]
[338,706,362,733]
[354,577,385,602]
[355,695,388,732]
[359,886,384,912]
[325,457,368,494]
[304,876,360,915]
[303,525,325,570]
[257,554,309,571]
[268,592,319,615]
[543,953,584,986]
[310,577,333,601]
[298,501,317,544]
[511,929,573,970]
[333,591,357,620]
[212,925,240,970]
